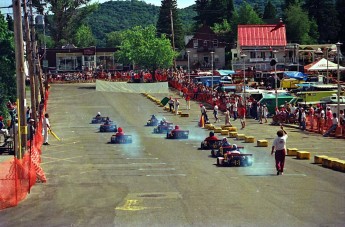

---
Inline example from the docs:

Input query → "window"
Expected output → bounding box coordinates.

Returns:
[260,52,265,59]
[213,39,218,47]
[250,52,256,58]
[203,40,208,47]
[193,39,198,48]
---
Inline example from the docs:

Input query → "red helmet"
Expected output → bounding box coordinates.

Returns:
[175,125,179,130]
[200,104,203,107]
[118,127,123,133]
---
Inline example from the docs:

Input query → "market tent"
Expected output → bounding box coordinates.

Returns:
[304,58,345,71]
[283,71,308,80]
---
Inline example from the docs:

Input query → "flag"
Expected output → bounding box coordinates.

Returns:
[49,129,61,141]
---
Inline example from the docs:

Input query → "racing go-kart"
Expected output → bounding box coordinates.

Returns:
[200,139,222,150]
[100,121,117,132]
[146,118,159,126]
[110,135,133,144]
[154,122,174,134]
[211,145,244,158]
[216,151,253,167]
[91,116,108,124]
[166,130,189,139]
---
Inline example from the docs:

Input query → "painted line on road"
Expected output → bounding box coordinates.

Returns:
[146,174,186,177]
[138,168,176,171]
[130,163,166,165]
[126,158,159,160]
[40,155,83,165]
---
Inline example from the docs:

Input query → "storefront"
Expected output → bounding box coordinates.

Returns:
[40,47,122,72]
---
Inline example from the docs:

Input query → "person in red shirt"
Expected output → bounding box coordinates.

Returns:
[205,131,219,141]
[238,104,246,129]
[115,127,125,137]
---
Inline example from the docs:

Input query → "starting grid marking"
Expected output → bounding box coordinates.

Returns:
[40,155,83,165]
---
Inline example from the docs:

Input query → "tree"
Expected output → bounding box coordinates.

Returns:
[194,0,212,26]
[208,0,228,25]
[116,25,177,74]
[233,2,263,25]
[43,0,98,47]
[263,0,277,19]
[73,24,96,48]
[105,31,123,48]
[156,0,184,50]
[0,13,16,116]
[336,0,345,45]
[283,0,299,10]
[284,3,318,44]
[303,0,340,43]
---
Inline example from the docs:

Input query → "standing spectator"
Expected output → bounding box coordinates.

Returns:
[340,110,344,125]
[43,113,51,145]
[26,106,31,121]
[258,104,263,123]
[238,104,246,129]
[213,103,219,123]
[262,104,268,123]
[300,108,306,131]
[168,97,174,112]
[185,94,190,110]
[224,109,231,125]
[174,98,180,115]
[28,118,36,141]
[323,113,338,137]
[233,98,238,121]
[200,104,209,123]
[271,125,288,175]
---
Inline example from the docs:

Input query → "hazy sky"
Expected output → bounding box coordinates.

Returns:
[0,0,195,13]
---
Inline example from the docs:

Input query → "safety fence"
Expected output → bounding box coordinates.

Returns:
[0,90,48,210]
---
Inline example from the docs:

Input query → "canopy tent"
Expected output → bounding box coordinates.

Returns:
[283,71,308,81]
[304,58,345,71]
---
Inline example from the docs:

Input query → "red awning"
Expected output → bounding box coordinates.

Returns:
[238,24,287,47]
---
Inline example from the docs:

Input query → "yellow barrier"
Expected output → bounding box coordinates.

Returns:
[228,132,238,138]
[244,136,255,143]
[221,130,229,135]
[214,127,222,133]
[287,148,298,156]
[257,140,268,147]
[296,151,311,160]
[314,155,328,164]
[237,134,245,140]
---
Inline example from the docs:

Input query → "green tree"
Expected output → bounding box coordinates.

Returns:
[208,0,228,25]
[283,0,299,10]
[0,13,16,116]
[233,2,263,25]
[156,0,184,50]
[194,0,212,26]
[43,0,98,47]
[336,0,345,45]
[303,0,340,43]
[105,31,123,48]
[73,24,96,48]
[116,25,177,74]
[284,3,318,44]
[263,0,277,19]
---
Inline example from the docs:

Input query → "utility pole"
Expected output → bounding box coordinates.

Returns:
[170,9,176,69]
[12,0,27,158]
[23,0,37,124]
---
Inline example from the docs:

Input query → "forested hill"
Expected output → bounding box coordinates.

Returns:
[84,0,284,47]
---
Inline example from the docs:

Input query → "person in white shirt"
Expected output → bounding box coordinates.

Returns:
[43,113,51,145]
[213,104,219,123]
[271,125,288,175]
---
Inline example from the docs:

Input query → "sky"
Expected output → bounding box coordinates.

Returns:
[0,0,195,13]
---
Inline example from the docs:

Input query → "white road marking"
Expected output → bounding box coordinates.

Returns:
[146,174,186,177]
[138,168,176,171]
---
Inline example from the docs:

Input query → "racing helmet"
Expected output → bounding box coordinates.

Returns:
[232,144,237,150]
[222,137,228,143]
[97,112,101,115]
[118,127,123,133]
[175,125,180,130]
[162,117,166,121]
[209,131,214,137]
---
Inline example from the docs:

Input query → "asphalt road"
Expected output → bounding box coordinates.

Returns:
[1,83,345,227]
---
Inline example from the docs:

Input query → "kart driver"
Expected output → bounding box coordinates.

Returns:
[170,125,181,137]
[105,117,110,125]
[150,115,158,123]
[221,137,231,147]
[115,127,125,137]
[160,117,167,125]
[205,131,218,141]
[95,112,101,118]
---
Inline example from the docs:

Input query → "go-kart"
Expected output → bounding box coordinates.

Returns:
[200,140,222,150]
[100,121,117,132]
[154,122,174,134]
[110,135,133,144]
[146,118,159,126]
[211,145,244,158]
[91,116,108,124]
[166,130,189,139]
[216,151,253,167]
